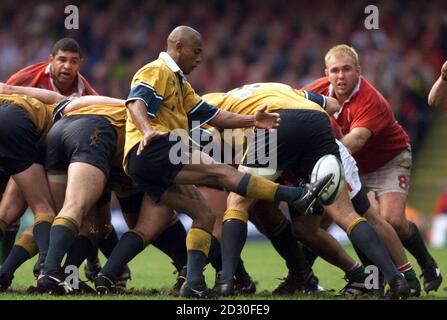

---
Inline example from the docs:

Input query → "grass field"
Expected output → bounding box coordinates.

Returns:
[2,240,446,300]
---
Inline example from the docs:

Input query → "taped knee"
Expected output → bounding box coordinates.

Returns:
[346,217,368,236]
[34,213,54,227]
[186,228,211,256]
[223,208,249,223]
[53,216,80,236]
[15,233,38,257]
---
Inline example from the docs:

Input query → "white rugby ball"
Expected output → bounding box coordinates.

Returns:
[310,154,345,206]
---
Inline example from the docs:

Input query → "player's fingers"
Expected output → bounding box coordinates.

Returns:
[258,104,267,113]
[137,142,143,156]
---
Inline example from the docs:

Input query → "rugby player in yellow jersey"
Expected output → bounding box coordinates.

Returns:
[0,84,119,290]
[0,90,63,284]
[201,82,410,299]
[0,79,191,294]
[30,94,129,294]
[92,26,333,299]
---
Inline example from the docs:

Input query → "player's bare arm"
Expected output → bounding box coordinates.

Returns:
[62,96,125,114]
[428,60,447,109]
[126,99,168,155]
[210,105,280,130]
[340,127,372,154]
[0,82,64,104]
[69,95,125,106]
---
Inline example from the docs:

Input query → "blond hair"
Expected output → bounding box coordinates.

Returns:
[325,44,359,67]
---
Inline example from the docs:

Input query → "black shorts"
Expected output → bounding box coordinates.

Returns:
[45,115,117,175]
[117,192,144,215]
[242,109,340,181]
[127,136,186,202]
[0,104,45,175]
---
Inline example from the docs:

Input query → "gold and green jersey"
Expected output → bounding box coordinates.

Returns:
[202,82,328,116]
[123,52,220,171]
[0,93,57,136]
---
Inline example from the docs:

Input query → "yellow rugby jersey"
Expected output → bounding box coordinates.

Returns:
[64,103,127,168]
[201,82,328,116]
[123,52,220,171]
[0,93,57,136]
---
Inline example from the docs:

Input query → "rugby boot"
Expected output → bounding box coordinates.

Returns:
[292,174,334,215]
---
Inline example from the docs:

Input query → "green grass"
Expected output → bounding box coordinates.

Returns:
[2,240,447,300]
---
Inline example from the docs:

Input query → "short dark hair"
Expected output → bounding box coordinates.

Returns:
[51,38,83,58]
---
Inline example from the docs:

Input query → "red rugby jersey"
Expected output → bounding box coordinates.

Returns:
[304,76,409,174]
[6,62,98,96]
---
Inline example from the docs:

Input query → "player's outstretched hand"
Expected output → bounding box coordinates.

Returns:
[254,104,281,130]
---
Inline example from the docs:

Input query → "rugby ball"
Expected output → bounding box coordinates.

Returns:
[310,154,345,206]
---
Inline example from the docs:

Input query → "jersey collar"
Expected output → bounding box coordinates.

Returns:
[45,63,85,97]
[159,52,186,83]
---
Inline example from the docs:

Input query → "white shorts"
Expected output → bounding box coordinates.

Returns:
[240,140,362,201]
[336,140,362,200]
[360,145,412,197]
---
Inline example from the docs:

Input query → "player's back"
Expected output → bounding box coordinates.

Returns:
[203,82,324,115]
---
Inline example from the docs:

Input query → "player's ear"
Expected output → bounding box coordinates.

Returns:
[324,68,328,77]
[175,41,183,52]
[355,65,361,77]
[49,54,54,63]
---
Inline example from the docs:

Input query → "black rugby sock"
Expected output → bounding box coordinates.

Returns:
[153,219,187,271]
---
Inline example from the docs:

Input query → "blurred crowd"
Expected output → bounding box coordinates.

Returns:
[1,0,446,155]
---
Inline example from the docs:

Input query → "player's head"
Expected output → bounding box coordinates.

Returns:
[167,26,202,75]
[49,38,83,88]
[324,44,360,99]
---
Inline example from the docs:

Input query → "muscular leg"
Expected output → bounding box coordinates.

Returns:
[324,187,403,286]
[0,179,28,242]
[43,163,106,273]
[378,192,441,292]
[250,201,317,294]
[98,194,174,282]
[161,185,215,291]
[201,186,254,293]
[364,205,408,267]
[363,203,420,295]
[12,164,55,219]
[219,191,253,289]
[293,214,358,273]
[0,228,38,290]
[174,150,311,207]
[0,179,27,264]
[10,166,56,271]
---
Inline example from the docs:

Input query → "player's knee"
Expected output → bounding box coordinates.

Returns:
[62,200,90,218]
[384,214,407,235]
[193,206,215,230]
